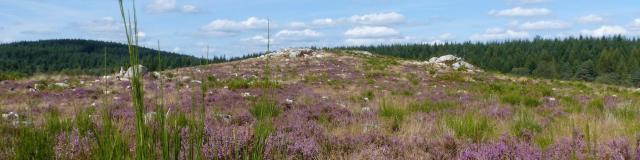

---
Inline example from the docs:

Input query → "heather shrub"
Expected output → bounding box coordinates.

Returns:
[409,100,456,113]
[446,113,495,142]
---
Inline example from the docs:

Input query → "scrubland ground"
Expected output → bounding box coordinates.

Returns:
[1,50,640,159]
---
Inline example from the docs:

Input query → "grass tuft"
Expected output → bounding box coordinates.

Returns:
[445,113,494,142]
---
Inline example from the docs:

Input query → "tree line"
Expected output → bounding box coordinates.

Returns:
[338,36,640,87]
[0,39,261,80]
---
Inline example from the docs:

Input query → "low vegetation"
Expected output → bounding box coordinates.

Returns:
[2,1,640,159]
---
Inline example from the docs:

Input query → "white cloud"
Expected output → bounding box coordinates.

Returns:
[345,36,415,46]
[470,28,530,41]
[181,5,198,13]
[581,25,628,37]
[349,12,405,25]
[489,7,552,17]
[288,22,308,28]
[136,32,146,38]
[344,26,401,38]
[147,0,198,13]
[437,33,455,40]
[78,17,122,34]
[519,20,571,30]
[311,18,338,27]
[172,47,181,52]
[200,17,269,35]
[630,18,640,29]
[244,35,271,45]
[276,29,321,39]
[147,0,176,13]
[578,14,605,24]
[510,0,549,4]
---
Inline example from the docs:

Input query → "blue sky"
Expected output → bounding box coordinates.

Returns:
[1,0,640,57]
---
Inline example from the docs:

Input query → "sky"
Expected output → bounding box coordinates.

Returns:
[1,0,640,57]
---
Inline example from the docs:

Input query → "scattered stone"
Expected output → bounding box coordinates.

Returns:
[54,82,69,88]
[152,72,162,79]
[191,80,202,84]
[124,65,148,78]
[2,112,19,120]
[259,48,326,58]
[351,50,373,56]
[144,112,156,124]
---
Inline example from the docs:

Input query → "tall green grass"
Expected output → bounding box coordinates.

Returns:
[117,0,151,159]
[445,113,495,142]
[378,98,407,132]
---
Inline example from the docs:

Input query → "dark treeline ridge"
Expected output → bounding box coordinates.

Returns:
[0,39,261,80]
[339,36,640,87]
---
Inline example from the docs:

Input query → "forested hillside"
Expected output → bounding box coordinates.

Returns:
[341,36,640,87]
[0,39,257,79]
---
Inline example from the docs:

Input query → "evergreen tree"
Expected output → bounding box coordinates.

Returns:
[574,60,597,81]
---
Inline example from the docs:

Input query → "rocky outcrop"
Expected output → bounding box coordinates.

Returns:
[407,54,480,72]
[259,48,327,58]
[124,65,148,78]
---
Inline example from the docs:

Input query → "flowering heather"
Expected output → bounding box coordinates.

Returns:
[2,43,640,159]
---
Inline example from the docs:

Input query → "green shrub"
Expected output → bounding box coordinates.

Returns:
[15,127,55,159]
[409,100,456,113]
[250,98,281,120]
[500,93,541,107]
[44,109,71,134]
[251,120,274,160]
[0,71,26,81]
[587,97,605,114]
[379,99,407,132]
[522,97,542,107]
[363,56,398,70]
[75,108,95,136]
[436,72,465,82]
[611,105,638,121]
[501,94,522,105]
[510,110,542,138]
[446,113,494,142]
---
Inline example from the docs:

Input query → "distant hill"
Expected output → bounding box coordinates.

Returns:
[0,39,257,80]
[339,36,640,87]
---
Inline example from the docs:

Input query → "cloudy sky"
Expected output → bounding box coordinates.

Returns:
[2,0,640,57]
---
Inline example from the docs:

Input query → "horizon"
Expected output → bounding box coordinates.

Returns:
[2,0,640,57]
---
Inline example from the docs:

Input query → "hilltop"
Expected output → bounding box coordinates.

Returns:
[0,39,234,79]
[1,49,640,159]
